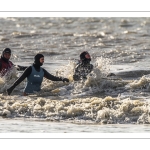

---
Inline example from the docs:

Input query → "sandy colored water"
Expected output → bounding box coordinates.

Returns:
[1,17,150,132]
[0,117,150,133]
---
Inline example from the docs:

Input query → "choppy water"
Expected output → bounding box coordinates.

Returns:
[1,17,150,132]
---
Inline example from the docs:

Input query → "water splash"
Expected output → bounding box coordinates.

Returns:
[0,94,150,124]
[0,66,26,94]
[40,57,128,97]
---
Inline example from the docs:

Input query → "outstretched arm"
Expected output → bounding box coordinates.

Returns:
[7,66,32,95]
[43,68,69,82]
[16,65,28,71]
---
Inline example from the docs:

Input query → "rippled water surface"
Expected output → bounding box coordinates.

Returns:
[1,118,150,133]
[1,17,150,132]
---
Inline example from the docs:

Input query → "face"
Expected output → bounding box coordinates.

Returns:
[85,53,91,59]
[39,57,44,64]
[3,53,11,60]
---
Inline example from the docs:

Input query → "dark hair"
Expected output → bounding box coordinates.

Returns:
[80,51,91,61]
[3,48,11,54]
[34,53,44,66]
[34,53,44,61]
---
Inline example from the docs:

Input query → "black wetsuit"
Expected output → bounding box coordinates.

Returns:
[11,63,63,88]
[7,53,69,95]
[73,62,93,81]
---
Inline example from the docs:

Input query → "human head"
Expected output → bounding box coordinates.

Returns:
[34,53,44,66]
[2,48,11,60]
[80,51,91,64]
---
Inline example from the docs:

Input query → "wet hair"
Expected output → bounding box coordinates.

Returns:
[34,53,44,66]
[80,51,91,62]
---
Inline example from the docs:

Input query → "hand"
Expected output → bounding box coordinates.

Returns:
[107,73,116,77]
[62,78,69,83]
[7,86,15,95]
[16,65,27,71]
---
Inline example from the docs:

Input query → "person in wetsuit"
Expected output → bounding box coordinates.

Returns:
[7,53,69,96]
[0,48,27,76]
[73,51,93,81]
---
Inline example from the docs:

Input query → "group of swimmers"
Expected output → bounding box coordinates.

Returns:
[0,48,93,96]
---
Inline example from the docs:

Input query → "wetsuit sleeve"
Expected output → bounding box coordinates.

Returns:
[43,68,63,81]
[73,64,81,81]
[11,66,32,87]
[73,64,80,75]
[90,64,93,72]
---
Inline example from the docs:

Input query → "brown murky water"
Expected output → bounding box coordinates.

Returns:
[1,17,150,132]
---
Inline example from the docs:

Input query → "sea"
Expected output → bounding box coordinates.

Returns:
[1,17,150,135]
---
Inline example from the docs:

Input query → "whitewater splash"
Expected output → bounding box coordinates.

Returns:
[0,66,25,93]
[42,57,129,97]
[0,57,130,97]
[0,94,150,124]
[1,57,150,124]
